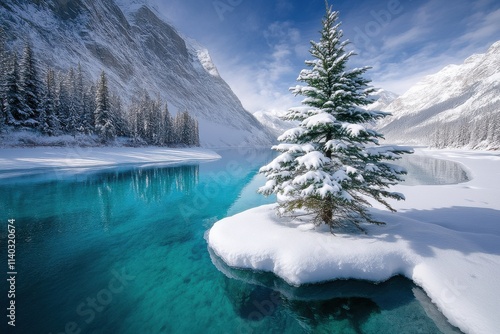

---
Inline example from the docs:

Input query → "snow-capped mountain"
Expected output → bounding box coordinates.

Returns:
[0,0,275,148]
[253,110,297,138]
[366,89,399,111]
[378,41,500,149]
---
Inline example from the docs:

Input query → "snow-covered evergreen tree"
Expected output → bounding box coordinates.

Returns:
[3,52,22,127]
[38,67,59,135]
[84,83,96,134]
[162,101,174,146]
[151,96,163,146]
[110,93,129,137]
[94,70,115,142]
[192,119,200,147]
[18,42,41,128]
[175,110,192,146]
[137,90,152,142]
[259,4,412,231]
[74,63,88,133]
[66,67,80,135]
[55,72,70,134]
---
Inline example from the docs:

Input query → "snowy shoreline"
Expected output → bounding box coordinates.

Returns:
[0,146,220,171]
[208,148,500,334]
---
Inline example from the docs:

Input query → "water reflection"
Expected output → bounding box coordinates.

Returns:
[87,165,200,203]
[0,164,200,244]
[396,155,469,186]
[211,248,463,333]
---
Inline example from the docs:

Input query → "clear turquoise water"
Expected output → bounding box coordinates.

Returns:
[0,149,464,334]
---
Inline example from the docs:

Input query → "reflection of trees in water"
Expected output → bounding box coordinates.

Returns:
[91,165,199,203]
[222,274,379,333]
[286,297,379,333]
[97,183,113,231]
[397,155,469,185]
[0,164,199,237]
[130,165,199,203]
[212,251,444,334]
[91,165,199,230]
[223,276,281,321]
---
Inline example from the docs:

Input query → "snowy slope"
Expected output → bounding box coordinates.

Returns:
[378,41,500,148]
[365,89,399,112]
[0,0,275,148]
[252,110,297,138]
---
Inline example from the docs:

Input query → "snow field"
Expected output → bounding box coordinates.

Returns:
[0,147,220,171]
[208,148,500,334]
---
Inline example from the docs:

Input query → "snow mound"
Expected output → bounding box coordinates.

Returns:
[208,149,500,334]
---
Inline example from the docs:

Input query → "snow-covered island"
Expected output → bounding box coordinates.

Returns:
[208,148,500,334]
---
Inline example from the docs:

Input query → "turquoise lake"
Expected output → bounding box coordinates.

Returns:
[0,149,465,334]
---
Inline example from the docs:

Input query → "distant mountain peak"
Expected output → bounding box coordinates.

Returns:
[366,89,399,112]
[378,40,500,149]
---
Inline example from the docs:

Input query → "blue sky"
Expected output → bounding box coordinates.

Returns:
[152,0,500,114]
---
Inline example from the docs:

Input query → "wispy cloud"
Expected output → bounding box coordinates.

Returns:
[382,26,428,50]
[456,8,500,46]
[350,0,500,94]
[214,21,303,114]
[154,0,499,110]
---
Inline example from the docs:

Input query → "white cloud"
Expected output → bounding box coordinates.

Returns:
[456,8,500,45]
[382,26,428,50]
[210,21,305,114]
[353,0,500,94]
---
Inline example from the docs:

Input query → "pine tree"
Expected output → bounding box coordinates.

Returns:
[162,101,174,146]
[84,83,96,134]
[38,67,56,135]
[94,70,115,142]
[110,93,128,137]
[137,90,152,143]
[175,110,192,146]
[3,52,22,127]
[18,42,41,128]
[55,72,70,134]
[259,4,412,231]
[66,67,79,135]
[193,119,200,147]
[150,96,163,145]
[75,63,88,133]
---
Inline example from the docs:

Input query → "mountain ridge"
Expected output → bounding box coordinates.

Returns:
[378,41,500,149]
[0,0,275,147]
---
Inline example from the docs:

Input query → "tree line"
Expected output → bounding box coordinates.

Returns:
[431,109,500,149]
[0,35,199,146]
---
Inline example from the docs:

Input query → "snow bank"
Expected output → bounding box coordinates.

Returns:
[207,148,500,334]
[0,147,220,171]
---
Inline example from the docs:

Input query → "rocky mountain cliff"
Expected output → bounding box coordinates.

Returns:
[0,0,275,147]
[378,41,500,149]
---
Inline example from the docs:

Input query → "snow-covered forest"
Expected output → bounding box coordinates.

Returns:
[430,113,500,149]
[0,33,200,147]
